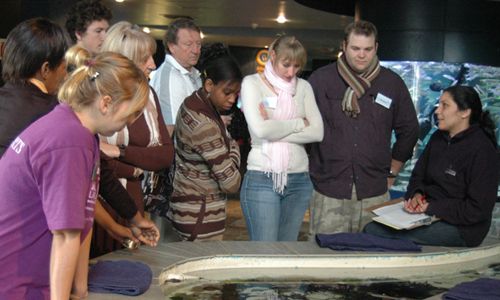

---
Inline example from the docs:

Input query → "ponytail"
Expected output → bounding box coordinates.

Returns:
[196,43,242,85]
[59,52,149,115]
[479,110,497,147]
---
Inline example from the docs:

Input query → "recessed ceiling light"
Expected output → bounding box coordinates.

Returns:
[276,13,287,24]
[142,27,151,33]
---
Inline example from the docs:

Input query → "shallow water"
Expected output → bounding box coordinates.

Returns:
[167,263,500,300]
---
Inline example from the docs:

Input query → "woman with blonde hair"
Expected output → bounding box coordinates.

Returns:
[65,44,91,73]
[64,42,161,257]
[0,51,149,299]
[240,35,324,241]
[96,21,174,252]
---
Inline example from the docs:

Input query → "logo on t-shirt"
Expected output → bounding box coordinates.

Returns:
[82,160,100,241]
[10,137,25,154]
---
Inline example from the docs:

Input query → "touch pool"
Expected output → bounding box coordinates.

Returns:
[87,237,500,300]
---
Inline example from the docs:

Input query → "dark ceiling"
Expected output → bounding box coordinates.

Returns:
[0,0,355,61]
[2,0,500,66]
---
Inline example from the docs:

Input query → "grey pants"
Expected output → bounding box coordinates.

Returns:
[308,185,389,240]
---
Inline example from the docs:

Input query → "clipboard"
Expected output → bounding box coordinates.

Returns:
[367,198,439,230]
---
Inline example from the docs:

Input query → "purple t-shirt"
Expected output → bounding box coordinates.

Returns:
[0,104,100,299]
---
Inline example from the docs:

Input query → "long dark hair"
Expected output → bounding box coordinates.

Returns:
[444,85,497,147]
[196,43,242,85]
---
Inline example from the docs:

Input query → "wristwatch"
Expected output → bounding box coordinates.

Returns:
[118,144,126,158]
[133,167,143,178]
[388,170,398,178]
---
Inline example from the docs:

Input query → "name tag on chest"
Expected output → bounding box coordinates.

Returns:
[263,96,278,109]
[374,93,392,109]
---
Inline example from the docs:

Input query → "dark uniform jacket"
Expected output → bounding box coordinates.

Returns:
[406,125,498,247]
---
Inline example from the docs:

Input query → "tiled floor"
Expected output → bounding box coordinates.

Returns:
[223,198,310,241]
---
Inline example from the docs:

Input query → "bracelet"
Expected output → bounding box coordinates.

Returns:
[118,144,126,158]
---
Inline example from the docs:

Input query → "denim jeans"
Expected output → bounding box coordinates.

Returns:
[240,170,313,241]
[363,220,467,247]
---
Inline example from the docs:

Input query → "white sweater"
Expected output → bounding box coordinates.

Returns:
[241,73,324,173]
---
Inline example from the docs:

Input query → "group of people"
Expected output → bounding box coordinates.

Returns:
[0,0,498,298]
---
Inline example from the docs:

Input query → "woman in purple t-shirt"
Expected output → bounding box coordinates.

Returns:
[0,52,149,299]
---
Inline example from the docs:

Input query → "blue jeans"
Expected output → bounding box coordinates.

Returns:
[363,221,467,247]
[240,170,313,241]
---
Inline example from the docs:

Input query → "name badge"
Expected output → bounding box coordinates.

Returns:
[263,96,278,109]
[445,167,457,176]
[374,93,392,109]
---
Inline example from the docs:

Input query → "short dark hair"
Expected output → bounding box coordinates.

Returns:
[344,20,378,44]
[163,18,200,54]
[65,0,112,43]
[2,18,70,84]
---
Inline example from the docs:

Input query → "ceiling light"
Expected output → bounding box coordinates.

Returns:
[142,27,151,33]
[115,0,124,2]
[276,13,287,24]
[200,32,205,39]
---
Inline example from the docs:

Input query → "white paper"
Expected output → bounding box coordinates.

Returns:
[372,201,433,230]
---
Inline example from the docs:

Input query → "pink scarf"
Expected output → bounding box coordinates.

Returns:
[263,59,297,193]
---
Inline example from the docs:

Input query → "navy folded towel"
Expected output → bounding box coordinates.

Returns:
[316,232,422,252]
[88,260,153,296]
[443,278,500,300]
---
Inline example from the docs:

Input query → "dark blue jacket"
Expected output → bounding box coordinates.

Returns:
[406,125,498,246]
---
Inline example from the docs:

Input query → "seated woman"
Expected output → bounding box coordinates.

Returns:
[169,46,242,241]
[364,85,498,247]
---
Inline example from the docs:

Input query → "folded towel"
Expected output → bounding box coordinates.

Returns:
[443,278,500,300]
[88,260,153,296]
[316,233,422,252]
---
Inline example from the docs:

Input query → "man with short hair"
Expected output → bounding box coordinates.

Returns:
[150,18,202,136]
[308,20,419,236]
[65,0,112,54]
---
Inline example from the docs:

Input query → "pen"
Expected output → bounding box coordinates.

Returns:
[413,195,426,211]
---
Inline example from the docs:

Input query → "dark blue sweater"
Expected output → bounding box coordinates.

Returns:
[405,125,498,246]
